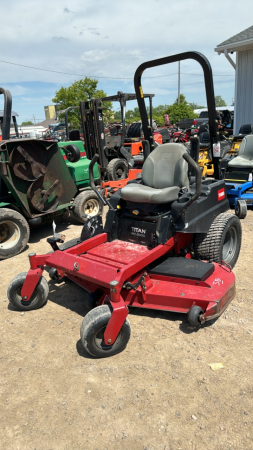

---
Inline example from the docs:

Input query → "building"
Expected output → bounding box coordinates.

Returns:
[44,105,57,120]
[215,26,253,133]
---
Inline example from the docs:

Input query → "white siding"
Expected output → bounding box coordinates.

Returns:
[234,49,253,133]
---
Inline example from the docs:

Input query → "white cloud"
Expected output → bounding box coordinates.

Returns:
[0,0,250,116]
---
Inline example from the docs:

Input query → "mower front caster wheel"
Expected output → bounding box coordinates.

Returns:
[235,199,247,219]
[80,304,131,358]
[188,306,204,326]
[7,272,49,311]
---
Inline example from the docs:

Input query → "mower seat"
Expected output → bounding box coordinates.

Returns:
[228,135,253,169]
[197,122,209,135]
[199,131,210,149]
[233,124,253,141]
[121,143,189,204]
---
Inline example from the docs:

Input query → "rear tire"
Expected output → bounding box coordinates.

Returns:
[235,199,247,219]
[0,208,30,260]
[107,158,128,181]
[193,213,242,269]
[72,191,103,223]
[80,304,131,358]
[7,272,49,311]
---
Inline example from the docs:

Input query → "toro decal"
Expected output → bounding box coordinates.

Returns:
[218,188,225,201]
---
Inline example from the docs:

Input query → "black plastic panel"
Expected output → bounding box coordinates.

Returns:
[149,256,214,281]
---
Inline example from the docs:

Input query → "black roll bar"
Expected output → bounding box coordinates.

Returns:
[0,87,12,140]
[134,52,220,179]
[64,106,79,138]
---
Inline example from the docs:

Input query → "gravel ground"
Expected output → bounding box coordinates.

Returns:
[0,211,252,450]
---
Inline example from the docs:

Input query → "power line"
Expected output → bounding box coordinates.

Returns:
[0,59,235,80]
[181,72,234,77]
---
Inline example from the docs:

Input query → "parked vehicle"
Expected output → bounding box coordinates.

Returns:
[179,107,234,135]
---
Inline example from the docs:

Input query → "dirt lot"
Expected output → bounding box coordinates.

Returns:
[0,211,253,450]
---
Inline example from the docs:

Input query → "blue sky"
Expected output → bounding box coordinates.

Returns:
[0,0,251,125]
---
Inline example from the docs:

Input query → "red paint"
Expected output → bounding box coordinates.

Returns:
[20,231,236,341]
[218,188,225,201]
[103,297,129,344]
[101,168,142,192]
[20,267,44,301]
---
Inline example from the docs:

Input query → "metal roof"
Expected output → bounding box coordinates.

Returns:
[0,110,18,117]
[215,25,253,53]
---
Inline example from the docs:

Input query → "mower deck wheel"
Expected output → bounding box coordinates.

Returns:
[107,158,128,181]
[235,199,247,219]
[72,190,103,223]
[193,212,242,269]
[7,272,49,311]
[49,268,61,281]
[188,305,204,326]
[80,304,131,358]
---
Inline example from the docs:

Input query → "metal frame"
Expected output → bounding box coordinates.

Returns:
[64,106,79,138]
[134,51,220,179]
[79,92,155,173]
[0,87,19,139]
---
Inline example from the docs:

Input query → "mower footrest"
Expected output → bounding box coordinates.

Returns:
[149,256,214,281]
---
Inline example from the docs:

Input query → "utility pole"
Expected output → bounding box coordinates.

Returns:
[178,61,180,105]
[33,115,36,125]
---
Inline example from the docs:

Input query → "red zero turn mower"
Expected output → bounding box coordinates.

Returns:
[7,52,242,358]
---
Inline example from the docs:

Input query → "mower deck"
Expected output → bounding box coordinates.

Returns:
[21,233,235,333]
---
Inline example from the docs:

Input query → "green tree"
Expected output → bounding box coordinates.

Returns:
[113,110,122,121]
[52,78,112,128]
[21,120,33,126]
[125,107,141,123]
[147,104,169,126]
[215,95,226,107]
[165,95,197,124]
[188,102,205,110]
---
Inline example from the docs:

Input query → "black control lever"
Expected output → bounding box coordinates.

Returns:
[89,154,114,210]
[47,233,66,251]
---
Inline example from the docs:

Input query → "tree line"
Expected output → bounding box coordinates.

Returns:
[20,78,227,127]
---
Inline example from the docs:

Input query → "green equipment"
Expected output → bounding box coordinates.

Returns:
[0,88,101,259]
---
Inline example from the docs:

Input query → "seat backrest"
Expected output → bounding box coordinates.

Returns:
[238,124,253,135]
[238,135,253,159]
[142,143,189,189]
[199,131,210,144]
[69,129,80,141]
[198,121,209,135]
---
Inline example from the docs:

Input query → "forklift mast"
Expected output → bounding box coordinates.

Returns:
[80,98,108,179]
[134,52,220,179]
[79,92,155,180]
